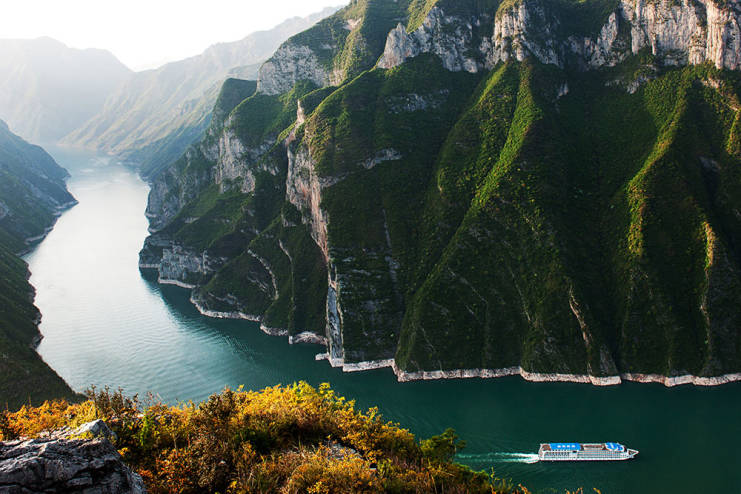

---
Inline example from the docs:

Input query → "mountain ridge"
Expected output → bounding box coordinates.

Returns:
[61,7,342,178]
[0,37,131,143]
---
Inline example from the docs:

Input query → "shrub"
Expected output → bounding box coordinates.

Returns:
[2,383,533,494]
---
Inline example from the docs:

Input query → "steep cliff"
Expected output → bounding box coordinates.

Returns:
[379,0,741,72]
[0,121,80,408]
[142,0,741,384]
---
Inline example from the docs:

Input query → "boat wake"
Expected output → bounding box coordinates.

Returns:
[456,452,540,464]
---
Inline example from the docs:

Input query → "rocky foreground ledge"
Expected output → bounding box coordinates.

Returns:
[0,420,145,494]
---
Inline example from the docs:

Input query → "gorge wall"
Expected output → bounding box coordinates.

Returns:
[141,0,741,385]
[0,121,81,408]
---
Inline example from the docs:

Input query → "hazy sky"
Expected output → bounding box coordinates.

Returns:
[1,0,347,71]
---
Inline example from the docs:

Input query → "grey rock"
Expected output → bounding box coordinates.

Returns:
[257,44,331,96]
[378,8,482,73]
[72,420,117,443]
[0,436,145,494]
[380,0,741,76]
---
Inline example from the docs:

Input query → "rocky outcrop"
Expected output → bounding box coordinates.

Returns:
[145,145,215,233]
[289,331,328,345]
[378,8,483,72]
[139,234,224,289]
[190,292,262,321]
[486,0,561,67]
[157,244,220,288]
[257,44,331,96]
[567,12,628,69]
[0,424,145,494]
[622,0,741,69]
[379,0,741,74]
[214,124,276,193]
[286,145,331,260]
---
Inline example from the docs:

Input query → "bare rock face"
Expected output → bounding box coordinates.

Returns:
[622,0,741,70]
[487,0,561,67]
[72,420,117,443]
[145,144,215,233]
[257,44,330,95]
[0,434,145,494]
[378,7,482,73]
[379,0,741,74]
[214,119,279,194]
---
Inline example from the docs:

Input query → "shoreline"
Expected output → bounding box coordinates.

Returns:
[390,362,741,387]
[188,293,261,322]
[148,273,741,389]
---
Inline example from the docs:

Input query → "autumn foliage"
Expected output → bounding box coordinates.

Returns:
[1,382,530,494]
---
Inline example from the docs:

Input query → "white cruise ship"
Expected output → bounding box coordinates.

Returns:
[538,442,639,461]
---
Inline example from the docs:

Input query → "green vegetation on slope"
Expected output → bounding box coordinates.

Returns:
[0,121,76,245]
[398,61,741,376]
[0,122,80,409]
[289,0,413,83]
[146,0,741,379]
[0,241,80,410]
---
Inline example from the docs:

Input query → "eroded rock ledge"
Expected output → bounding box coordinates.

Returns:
[390,362,741,387]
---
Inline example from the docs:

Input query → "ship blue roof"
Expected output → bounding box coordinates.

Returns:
[549,443,581,451]
[605,442,625,452]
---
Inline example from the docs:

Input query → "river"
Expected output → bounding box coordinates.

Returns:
[25,147,741,493]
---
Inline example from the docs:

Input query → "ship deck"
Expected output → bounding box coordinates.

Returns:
[539,443,624,452]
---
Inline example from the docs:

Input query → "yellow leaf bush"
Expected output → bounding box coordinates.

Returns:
[1,382,532,494]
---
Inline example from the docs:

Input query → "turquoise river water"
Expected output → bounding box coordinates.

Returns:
[25,147,741,493]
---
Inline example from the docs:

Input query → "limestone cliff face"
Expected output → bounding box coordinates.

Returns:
[145,79,261,232]
[623,0,741,69]
[145,142,215,233]
[158,244,219,288]
[285,145,330,261]
[141,80,292,324]
[378,7,483,73]
[139,234,223,290]
[379,0,741,74]
[214,126,274,194]
[486,1,561,67]
[142,124,275,286]
[140,0,741,382]
[257,44,331,96]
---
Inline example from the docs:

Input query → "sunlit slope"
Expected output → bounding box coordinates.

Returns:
[398,63,741,377]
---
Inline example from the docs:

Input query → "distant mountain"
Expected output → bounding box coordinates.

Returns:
[0,37,131,143]
[63,7,341,178]
[0,120,79,408]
